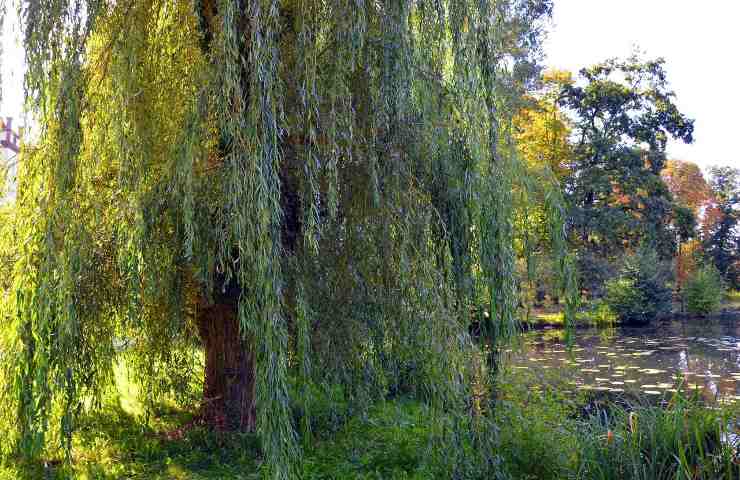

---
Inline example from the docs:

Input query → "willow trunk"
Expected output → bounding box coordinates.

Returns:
[196,303,257,431]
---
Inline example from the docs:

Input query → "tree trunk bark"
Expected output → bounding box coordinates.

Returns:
[196,303,256,431]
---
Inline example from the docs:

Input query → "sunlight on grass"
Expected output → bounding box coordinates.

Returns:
[2,370,738,479]
[531,305,615,328]
[114,363,145,418]
[726,290,740,307]
[535,312,567,325]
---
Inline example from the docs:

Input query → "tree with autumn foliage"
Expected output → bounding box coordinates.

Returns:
[661,159,710,299]
[662,160,712,213]
[556,55,694,295]
[514,69,573,180]
[512,69,574,307]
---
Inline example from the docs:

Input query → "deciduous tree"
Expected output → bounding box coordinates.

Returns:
[662,159,711,213]
[2,0,573,476]
[704,166,740,288]
[556,55,694,293]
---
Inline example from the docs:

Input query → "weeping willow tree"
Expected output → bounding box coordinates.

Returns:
[1,0,573,476]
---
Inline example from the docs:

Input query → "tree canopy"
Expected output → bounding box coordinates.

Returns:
[1,0,578,477]
[555,56,694,292]
[662,159,712,213]
[704,166,740,288]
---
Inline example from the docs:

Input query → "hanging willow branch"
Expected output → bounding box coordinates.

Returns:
[3,0,577,476]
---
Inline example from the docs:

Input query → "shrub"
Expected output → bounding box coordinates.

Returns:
[604,248,672,325]
[684,266,724,315]
[604,278,647,324]
[589,300,617,327]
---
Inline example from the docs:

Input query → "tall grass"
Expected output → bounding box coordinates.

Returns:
[495,366,583,479]
[577,396,739,479]
[495,365,739,480]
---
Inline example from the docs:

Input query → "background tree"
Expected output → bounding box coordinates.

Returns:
[512,69,574,311]
[684,265,724,315]
[661,159,710,300]
[704,166,740,288]
[556,55,694,294]
[662,160,712,212]
[604,246,673,325]
[513,69,573,180]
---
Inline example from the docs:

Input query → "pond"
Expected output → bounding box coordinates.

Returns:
[507,316,740,404]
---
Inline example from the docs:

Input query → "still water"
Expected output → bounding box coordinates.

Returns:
[508,316,740,403]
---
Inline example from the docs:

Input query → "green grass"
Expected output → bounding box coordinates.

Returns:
[530,290,740,330]
[576,398,740,479]
[530,311,569,325]
[2,366,738,479]
[496,366,740,480]
[495,365,585,478]
[529,303,616,329]
[529,310,593,327]
[725,290,740,309]
[0,404,262,480]
[0,401,436,480]
[0,366,436,479]
[300,401,435,479]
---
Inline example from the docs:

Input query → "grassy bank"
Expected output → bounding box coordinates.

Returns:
[0,401,432,480]
[3,369,737,479]
[527,290,740,330]
[527,310,595,329]
[527,304,616,329]
[726,290,740,310]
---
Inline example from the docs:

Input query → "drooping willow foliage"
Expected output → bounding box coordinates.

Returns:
[1,0,575,476]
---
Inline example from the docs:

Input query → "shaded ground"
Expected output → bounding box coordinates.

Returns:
[2,294,739,479]
[0,400,435,480]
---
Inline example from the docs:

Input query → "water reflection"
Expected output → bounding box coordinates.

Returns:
[509,317,740,403]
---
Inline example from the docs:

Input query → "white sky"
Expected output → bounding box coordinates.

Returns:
[1,5,25,123]
[2,1,739,171]
[544,0,739,171]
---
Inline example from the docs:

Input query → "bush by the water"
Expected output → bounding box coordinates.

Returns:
[604,248,672,325]
[684,266,724,315]
[589,300,618,327]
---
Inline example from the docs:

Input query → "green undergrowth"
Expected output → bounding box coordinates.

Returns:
[2,370,738,479]
[577,399,739,480]
[495,364,585,478]
[300,401,435,479]
[496,365,740,479]
[533,290,740,331]
[0,399,436,479]
[0,402,262,479]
